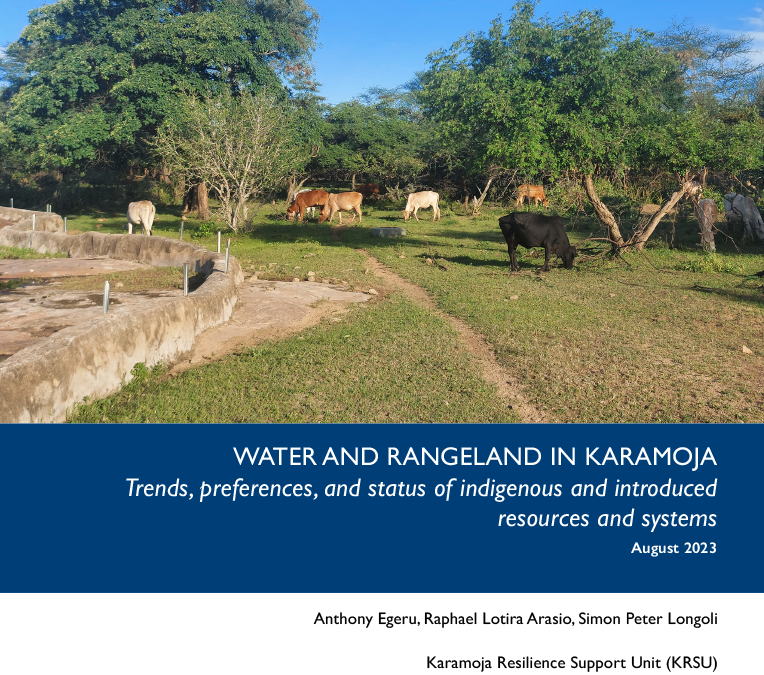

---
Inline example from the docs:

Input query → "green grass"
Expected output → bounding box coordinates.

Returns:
[64,198,764,423]
[0,245,68,260]
[69,295,519,423]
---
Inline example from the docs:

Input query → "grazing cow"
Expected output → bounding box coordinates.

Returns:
[287,189,315,220]
[127,200,156,235]
[498,212,576,272]
[694,198,719,252]
[402,191,440,222]
[318,192,363,224]
[287,190,329,222]
[356,183,380,199]
[723,193,764,241]
[515,184,549,207]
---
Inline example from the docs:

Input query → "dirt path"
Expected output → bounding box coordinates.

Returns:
[358,248,548,423]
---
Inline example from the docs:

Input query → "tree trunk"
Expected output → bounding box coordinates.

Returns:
[583,174,624,247]
[471,177,493,215]
[197,182,209,220]
[632,181,699,250]
[351,173,356,190]
[182,182,210,219]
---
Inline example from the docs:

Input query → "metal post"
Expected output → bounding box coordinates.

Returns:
[179,220,184,240]
[10,198,13,209]
[46,204,50,213]
[183,263,189,296]
[103,281,110,314]
[225,239,230,274]
[32,214,36,231]
[217,231,221,253]
[64,217,67,233]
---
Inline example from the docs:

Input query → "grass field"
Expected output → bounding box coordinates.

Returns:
[65,197,764,423]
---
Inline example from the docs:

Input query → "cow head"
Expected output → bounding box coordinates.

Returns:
[402,209,411,222]
[562,245,577,269]
[317,203,330,223]
[541,198,550,207]
[286,203,299,220]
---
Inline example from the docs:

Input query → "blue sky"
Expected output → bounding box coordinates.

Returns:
[2,0,763,102]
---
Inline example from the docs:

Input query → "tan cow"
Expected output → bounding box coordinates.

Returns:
[318,192,363,224]
[127,200,156,235]
[515,185,549,207]
[402,191,440,222]
[287,190,329,222]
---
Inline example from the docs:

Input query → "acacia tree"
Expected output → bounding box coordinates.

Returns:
[1,0,319,174]
[156,89,306,232]
[420,2,764,248]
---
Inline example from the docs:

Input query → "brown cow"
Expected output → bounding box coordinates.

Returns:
[286,190,329,222]
[515,185,549,207]
[318,192,363,224]
[356,183,380,198]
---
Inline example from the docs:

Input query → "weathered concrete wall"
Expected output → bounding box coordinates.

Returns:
[0,206,64,232]
[0,230,244,423]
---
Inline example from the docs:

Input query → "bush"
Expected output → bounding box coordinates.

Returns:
[677,253,742,274]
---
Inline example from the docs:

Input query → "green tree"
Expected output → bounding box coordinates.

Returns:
[420,2,764,248]
[156,88,306,232]
[1,0,319,172]
[316,88,430,193]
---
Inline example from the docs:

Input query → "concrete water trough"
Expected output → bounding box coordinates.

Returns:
[0,207,243,422]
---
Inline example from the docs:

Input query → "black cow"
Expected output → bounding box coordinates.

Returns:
[498,212,576,272]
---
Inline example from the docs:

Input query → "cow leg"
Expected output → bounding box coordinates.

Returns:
[414,207,420,222]
[127,222,132,235]
[508,238,518,272]
[355,205,362,224]
[542,244,551,271]
[338,211,342,225]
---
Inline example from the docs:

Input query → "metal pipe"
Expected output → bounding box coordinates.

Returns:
[179,220,184,240]
[225,239,230,273]
[64,217,67,233]
[103,281,110,314]
[217,231,221,253]
[32,214,36,231]
[10,198,13,209]
[183,262,189,296]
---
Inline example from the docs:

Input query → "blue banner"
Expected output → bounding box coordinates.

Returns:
[0,424,760,593]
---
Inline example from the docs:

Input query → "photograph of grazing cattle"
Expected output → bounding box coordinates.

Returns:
[403,191,440,221]
[286,189,329,222]
[498,212,577,272]
[126,200,156,235]
[318,192,364,224]
[355,183,380,199]
[515,185,549,207]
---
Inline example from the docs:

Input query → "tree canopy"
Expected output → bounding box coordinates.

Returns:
[418,1,764,245]
[1,0,319,171]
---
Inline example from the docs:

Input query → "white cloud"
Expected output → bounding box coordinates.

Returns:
[741,7,764,28]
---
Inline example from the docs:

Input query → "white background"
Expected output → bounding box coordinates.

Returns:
[1,594,759,673]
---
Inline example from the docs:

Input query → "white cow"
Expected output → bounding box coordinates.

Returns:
[403,191,440,222]
[724,193,764,241]
[127,200,156,235]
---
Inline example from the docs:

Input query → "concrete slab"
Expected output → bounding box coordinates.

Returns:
[0,285,179,360]
[371,227,406,237]
[0,256,149,279]
[173,279,372,371]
